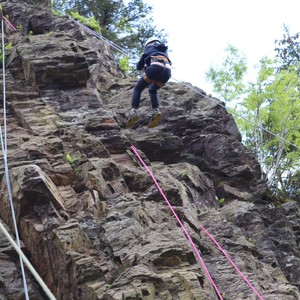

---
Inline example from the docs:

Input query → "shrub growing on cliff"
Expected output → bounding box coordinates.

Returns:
[69,11,101,33]
[118,56,130,73]
[0,42,13,64]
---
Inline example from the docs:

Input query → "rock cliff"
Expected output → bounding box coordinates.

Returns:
[0,1,299,299]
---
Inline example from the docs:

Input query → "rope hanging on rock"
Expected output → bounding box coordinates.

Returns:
[199,225,265,300]
[1,17,30,300]
[131,145,224,300]
[3,16,16,31]
[0,221,57,300]
[1,15,56,300]
[132,144,266,300]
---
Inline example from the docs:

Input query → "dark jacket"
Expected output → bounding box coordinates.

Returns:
[136,43,171,70]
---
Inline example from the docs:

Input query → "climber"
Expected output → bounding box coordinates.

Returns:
[126,37,172,128]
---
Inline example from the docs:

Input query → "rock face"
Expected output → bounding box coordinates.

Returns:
[0,1,299,300]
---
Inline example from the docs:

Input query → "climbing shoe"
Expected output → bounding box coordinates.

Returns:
[148,108,162,128]
[126,108,140,128]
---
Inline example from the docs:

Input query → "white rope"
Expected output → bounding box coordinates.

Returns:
[1,18,30,300]
[172,78,300,152]
[51,8,135,57]
[0,11,295,299]
[73,19,300,152]
[73,20,132,57]
[1,17,57,300]
[0,221,57,300]
[2,18,7,155]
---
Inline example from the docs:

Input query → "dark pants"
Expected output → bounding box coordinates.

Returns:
[131,64,171,109]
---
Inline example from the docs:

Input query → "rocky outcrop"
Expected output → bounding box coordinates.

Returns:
[0,1,299,299]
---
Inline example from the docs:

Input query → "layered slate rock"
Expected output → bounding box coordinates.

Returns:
[0,1,299,300]
[0,221,41,300]
[111,80,269,202]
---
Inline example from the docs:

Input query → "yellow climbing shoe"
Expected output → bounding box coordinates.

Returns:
[126,109,140,128]
[148,109,162,128]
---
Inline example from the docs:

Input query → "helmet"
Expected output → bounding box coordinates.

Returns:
[144,37,161,47]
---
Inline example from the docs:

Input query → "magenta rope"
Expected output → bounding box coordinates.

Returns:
[199,225,265,300]
[131,145,223,299]
[3,16,16,31]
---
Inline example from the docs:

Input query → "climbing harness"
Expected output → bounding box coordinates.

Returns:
[150,55,171,67]
[73,16,300,152]
[142,74,164,87]
[142,56,171,87]
[73,17,268,299]
[0,9,277,300]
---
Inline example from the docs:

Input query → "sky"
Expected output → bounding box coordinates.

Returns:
[146,0,300,93]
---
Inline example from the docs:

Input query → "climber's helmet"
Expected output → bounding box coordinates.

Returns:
[144,37,161,48]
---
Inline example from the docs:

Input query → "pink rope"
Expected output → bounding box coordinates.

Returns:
[3,16,16,31]
[199,225,265,300]
[131,145,223,300]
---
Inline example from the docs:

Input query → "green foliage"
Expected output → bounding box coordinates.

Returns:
[239,59,300,200]
[275,24,300,71]
[64,153,78,165]
[51,0,167,58]
[51,8,62,16]
[69,11,101,33]
[51,0,75,12]
[246,237,254,245]
[221,293,227,300]
[206,45,247,104]
[0,42,13,64]
[16,24,23,31]
[118,56,130,73]
[218,198,225,207]
[207,29,300,201]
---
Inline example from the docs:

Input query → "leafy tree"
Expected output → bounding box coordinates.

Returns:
[206,45,247,104]
[237,58,300,201]
[275,24,300,71]
[207,41,300,202]
[264,67,300,195]
[238,57,275,171]
[51,0,86,13]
